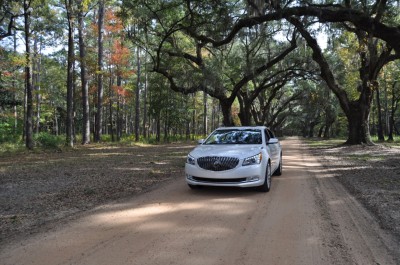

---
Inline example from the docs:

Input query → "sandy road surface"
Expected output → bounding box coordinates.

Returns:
[0,138,398,265]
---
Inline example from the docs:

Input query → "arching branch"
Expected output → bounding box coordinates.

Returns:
[182,5,400,53]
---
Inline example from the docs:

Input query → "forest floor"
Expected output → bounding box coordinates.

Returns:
[0,142,194,246]
[0,138,400,249]
[307,139,400,242]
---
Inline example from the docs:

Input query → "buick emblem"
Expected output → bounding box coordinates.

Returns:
[213,159,221,166]
[213,159,221,169]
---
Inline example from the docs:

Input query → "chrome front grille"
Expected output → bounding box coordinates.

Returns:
[197,156,239,171]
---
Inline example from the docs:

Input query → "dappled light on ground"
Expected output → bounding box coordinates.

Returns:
[1,138,398,265]
[90,193,256,233]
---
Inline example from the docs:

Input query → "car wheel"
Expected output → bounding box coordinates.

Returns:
[258,162,271,192]
[274,153,282,176]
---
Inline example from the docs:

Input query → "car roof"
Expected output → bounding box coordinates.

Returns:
[215,126,267,130]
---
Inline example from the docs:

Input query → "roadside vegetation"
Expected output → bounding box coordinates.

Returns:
[305,136,400,148]
[0,132,201,155]
[1,1,400,150]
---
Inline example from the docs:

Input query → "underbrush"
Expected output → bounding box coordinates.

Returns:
[306,136,400,148]
[34,133,64,149]
[305,136,400,163]
[371,135,400,146]
[0,133,200,155]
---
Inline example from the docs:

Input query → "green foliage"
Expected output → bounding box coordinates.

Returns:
[371,135,400,145]
[0,142,24,154]
[0,87,20,108]
[0,121,24,152]
[0,117,22,143]
[1,0,400,149]
[120,133,200,145]
[34,132,63,149]
[0,49,23,108]
[330,32,361,100]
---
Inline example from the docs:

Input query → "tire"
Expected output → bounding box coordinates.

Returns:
[258,162,272,192]
[274,154,282,176]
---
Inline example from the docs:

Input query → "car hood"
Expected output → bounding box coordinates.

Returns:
[189,144,264,159]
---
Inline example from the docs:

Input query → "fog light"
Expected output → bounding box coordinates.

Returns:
[246,176,259,182]
[186,175,194,180]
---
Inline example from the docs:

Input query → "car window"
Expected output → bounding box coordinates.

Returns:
[267,129,275,138]
[264,129,271,142]
[204,129,262,144]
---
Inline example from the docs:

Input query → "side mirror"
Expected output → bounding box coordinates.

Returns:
[198,139,205,144]
[267,138,278,144]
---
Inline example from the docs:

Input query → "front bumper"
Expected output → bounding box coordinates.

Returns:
[185,163,266,188]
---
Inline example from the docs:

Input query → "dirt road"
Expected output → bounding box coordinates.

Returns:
[0,138,398,265]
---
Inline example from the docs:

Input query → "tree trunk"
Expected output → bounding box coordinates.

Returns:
[53,106,58,135]
[12,28,18,133]
[323,104,336,139]
[308,120,319,138]
[65,0,75,147]
[24,0,33,150]
[387,82,398,141]
[387,114,394,142]
[135,47,141,142]
[163,116,168,142]
[109,75,114,142]
[318,126,324,138]
[211,102,217,130]
[156,113,161,142]
[142,55,148,139]
[95,0,104,142]
[191,94,196,138]
[237,94,252,126]
[78,1,90,144]
[203,91,208,136]
[220,100,234,126]
[33,36,41,134]
[289,17,388,145]
[116,76,122,141]
[323,122,332,139]
[186,113,190,140]
[346,101,373,145]
[375,88,385,141]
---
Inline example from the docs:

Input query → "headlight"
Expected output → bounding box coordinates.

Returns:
[186,154,196,165]
[242,153,262,166]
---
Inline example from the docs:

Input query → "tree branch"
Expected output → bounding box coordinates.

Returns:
[0,12,23,40]
[287,16,351,114]
[183,5,400,53]
[228,36,297,102]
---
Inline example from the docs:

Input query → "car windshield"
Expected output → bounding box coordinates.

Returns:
[204,129,262,145]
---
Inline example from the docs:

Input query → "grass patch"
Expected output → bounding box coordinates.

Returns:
[346,154,386,161]
[377,141,400,148]
[304,138,346,149]
[10,215,20,224]
[0,141,25,154]
[306,136,400,149]
[371,135,400,146]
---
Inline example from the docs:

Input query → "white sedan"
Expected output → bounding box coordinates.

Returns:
[185,126,282,192]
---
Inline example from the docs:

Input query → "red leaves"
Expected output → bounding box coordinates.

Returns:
[112,85,129,97]
[110,40,130,67]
